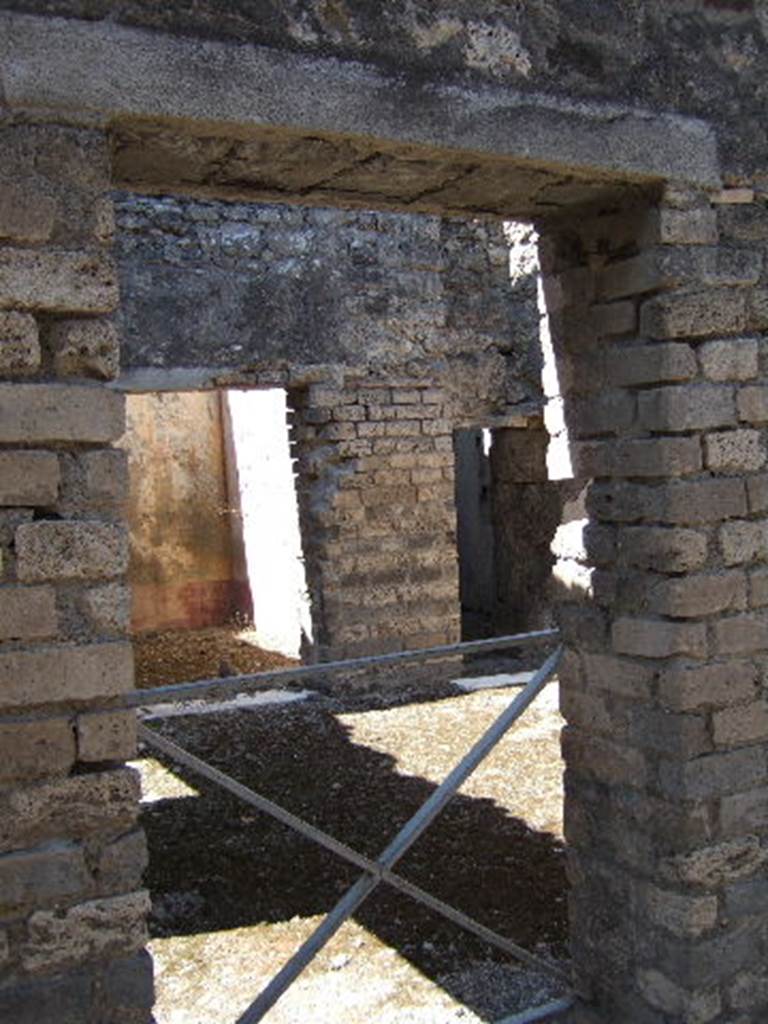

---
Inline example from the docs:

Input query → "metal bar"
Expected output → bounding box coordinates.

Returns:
[138,722,569,985]
[237,646,563,1023]
[125,628,559,709]
[496,995,576,1023]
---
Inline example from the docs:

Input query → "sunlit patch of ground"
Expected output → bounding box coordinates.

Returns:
[136,676,568,1022]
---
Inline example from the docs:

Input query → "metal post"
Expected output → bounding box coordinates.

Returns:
[237,646,563,1023]
[496,995,576,1023]
[139,722,569,983]
[126,628,559,708]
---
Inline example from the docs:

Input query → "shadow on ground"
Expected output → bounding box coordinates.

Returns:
[138,693,567,1020]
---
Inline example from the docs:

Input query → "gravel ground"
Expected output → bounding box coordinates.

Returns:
[133,628,569,1023]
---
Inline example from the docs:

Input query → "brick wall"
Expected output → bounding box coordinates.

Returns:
[0,123,150,1022]
[544,186,768,1023]
[290,375,460,682]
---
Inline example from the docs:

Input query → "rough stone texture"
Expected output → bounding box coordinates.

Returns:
[0,248,119,314]
[0,450,59,506]
[21,890,150,973]
[76,710,137,763]
[0,585,57,640]
[0,718,75,785]
[542,186,768,1024]
[48,317,120,381]
[705,429,765,473]
[0,642,134,709]
[79,583,131,636]
[0,768,141,854]
[0,121,144,1024]
[0,384,125,444]
[0,842,90,914]
[15,521,129,583]
[114,194,543,414]
[5,6,768,1023]
[290,377,462,665]
[0,310,40,375]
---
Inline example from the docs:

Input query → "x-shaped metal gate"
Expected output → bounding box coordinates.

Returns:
[131,631,572,1023]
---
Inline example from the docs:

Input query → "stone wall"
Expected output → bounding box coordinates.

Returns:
[114,193,543,421]
[113,194,548,668]
[0,122,151,1022]
[290,375,461,674]
[3,2,765,177]
[541,186,768,1022]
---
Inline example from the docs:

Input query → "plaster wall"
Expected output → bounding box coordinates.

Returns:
[120,391,247,632]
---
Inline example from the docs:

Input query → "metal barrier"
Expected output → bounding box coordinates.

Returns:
[135,629,572,1024]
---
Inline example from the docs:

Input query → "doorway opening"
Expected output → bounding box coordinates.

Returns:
[119,387,310,691]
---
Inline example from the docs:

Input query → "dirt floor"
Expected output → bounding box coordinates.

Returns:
[132,626,569,1023]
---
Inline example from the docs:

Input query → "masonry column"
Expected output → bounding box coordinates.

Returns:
[0,123,151,1022]
[290,374,460,685]
[542,186,768,1023]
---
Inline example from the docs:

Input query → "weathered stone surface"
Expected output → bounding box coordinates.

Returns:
[77,710,137,762]
[660,836,768,888]
[0,842,89,914]
[562,726,647,788]
[96,829,148,893]
[0,249,118,314]
[0,642,134,709]
[714,701,768,748]
[705,429,765,473]
[659,747,766,801]
[49,317,120,380]
[645,571,747,618]
[0,384,125,443]
[16,521,128,582]
[617,526,708,573]
[0,585,57,640]
[22,890,150,972]
[0,970,92,1024]
[0,183,56,243]
[712,613,768,654]
[589,477,748,525]
[700,338,758,382]
[612,617,706,658]
[641,882,718,939]
[660,208,718,246]
[605,342,697,388]
[636,968,721,1023]
[629,706,710,758]
[720,520,768,566]
[0,717,75,785]
[103,949,155,1018]
[721,789,768,835]
[0,450,59,506]
[0,311,40,376]
[657,660,758,712]
[0,768,140,853]
[641,288,748,340]
[79,583,131,635]
[572,437,702,479]
[738,385,768,423]
[637,384,735,432]
[80,449,128,503]
[580,653,654,699]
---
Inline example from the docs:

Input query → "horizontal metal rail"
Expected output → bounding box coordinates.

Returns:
[236,645,564,1023]
[138,722,569,985]
[497,994,576,1023]
[126,628,559,709]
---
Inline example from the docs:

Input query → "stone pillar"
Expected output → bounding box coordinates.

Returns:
[290,375,460,686]
[0,123,151,1022]
[543,185,768,1022]
[489,423,563,635]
